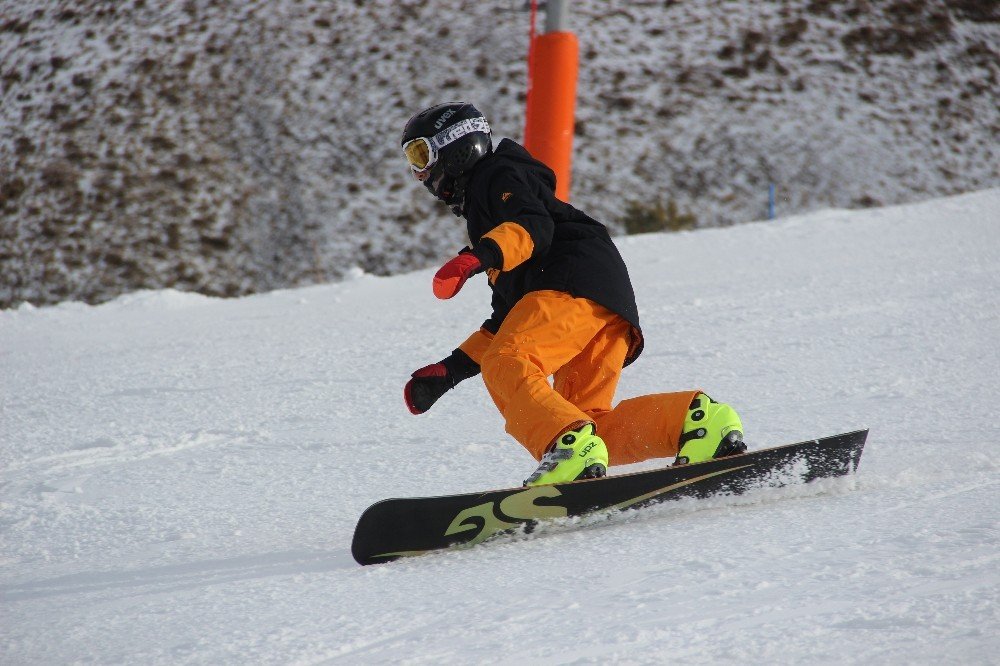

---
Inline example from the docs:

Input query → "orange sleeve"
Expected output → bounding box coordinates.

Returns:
[458,327,495,365]
[482,221,535,272]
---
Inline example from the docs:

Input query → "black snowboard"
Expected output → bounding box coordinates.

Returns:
[351,429,868,565]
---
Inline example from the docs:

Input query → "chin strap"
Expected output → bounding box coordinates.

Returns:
[437,154,486,216]
[442,172,470,214]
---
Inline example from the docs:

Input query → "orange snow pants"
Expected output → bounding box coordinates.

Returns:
[463,290,699,465]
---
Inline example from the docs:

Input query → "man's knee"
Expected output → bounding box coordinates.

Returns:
[479,342,516,391]
[479,343,502,387]
[480,342,545,393]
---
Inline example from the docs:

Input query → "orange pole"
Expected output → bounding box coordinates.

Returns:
[523,31,578,202]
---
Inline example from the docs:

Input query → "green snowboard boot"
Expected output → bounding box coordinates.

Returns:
[524,423,609,486]
[674,393,747,465]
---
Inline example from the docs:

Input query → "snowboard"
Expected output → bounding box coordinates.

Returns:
[351,429,868,566]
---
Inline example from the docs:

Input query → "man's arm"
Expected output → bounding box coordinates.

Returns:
[477,169,554,273]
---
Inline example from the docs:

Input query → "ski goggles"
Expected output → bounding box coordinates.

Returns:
[403,116,491,174]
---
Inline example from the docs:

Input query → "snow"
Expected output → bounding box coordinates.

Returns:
[2,189,999,663]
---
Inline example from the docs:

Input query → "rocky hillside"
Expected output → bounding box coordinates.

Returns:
[1,0,997,307]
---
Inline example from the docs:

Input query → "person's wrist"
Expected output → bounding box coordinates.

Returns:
[441,349,480,385]
[470,240,501,271]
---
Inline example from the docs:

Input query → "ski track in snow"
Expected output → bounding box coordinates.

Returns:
[2,190,999,663]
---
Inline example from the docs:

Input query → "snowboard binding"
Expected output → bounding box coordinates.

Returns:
[524,423,609,486]
[674,394,747,465]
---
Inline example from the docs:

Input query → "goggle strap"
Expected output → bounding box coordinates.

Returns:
[429,117,491,151]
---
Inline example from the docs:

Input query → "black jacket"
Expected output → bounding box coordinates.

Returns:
[463,139,643,366]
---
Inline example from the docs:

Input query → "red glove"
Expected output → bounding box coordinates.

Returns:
[433,253,483,299]
[404,363,452,414]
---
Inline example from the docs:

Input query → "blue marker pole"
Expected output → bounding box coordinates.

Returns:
[768,183,776,220]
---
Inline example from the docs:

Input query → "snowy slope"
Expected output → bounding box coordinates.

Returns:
[2,190,999,663]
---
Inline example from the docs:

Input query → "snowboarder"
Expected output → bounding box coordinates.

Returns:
[401,102,746,485]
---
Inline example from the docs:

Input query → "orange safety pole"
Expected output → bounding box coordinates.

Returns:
[523,31,579,202]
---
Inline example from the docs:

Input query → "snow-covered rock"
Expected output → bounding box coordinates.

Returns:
[1,0,997,308]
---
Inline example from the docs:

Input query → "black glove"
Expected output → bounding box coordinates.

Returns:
[404,349,480,414]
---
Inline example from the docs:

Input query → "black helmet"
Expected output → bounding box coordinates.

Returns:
[401,102,492,212]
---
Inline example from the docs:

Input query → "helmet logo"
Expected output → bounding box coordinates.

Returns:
[501,192,513,202]
[434,108,457,130]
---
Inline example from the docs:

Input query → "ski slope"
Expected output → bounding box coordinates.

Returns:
[2,190,999,664]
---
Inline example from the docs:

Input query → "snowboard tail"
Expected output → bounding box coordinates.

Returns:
[351,429,868,565]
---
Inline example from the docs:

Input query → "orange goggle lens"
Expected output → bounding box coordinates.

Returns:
[403,138,433,172]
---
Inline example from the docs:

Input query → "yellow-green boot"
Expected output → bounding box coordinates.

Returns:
[675,393,747,465]
[524,423,608,486]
